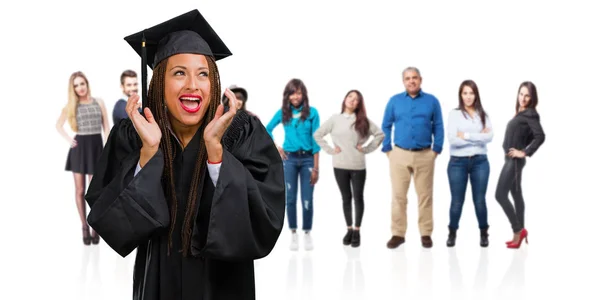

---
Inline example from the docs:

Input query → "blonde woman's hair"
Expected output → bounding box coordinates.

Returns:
[66,71,91,132]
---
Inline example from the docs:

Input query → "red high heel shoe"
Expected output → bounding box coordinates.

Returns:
[507,228,528,249]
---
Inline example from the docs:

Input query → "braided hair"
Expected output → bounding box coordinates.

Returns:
[147,55,221,257]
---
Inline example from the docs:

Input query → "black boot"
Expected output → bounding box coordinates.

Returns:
[351,230,360,247]
[480,227,489,247]
[446,228,457,247]
[343,229,353,245]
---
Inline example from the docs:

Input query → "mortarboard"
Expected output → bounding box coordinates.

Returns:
[124,9,232,108]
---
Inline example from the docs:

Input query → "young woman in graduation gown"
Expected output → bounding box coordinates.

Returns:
[84,9,285,300]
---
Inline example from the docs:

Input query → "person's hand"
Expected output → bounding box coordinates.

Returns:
[70,138,78,148]
[310,168,319,185]
[334,145,341,154]
[508,148,526,158]
[204,88,239,162]
[127,93,161,150]
[356,144,363,152]
[277,146,287,160]
[481,127,491,133]
[457,131,465,139]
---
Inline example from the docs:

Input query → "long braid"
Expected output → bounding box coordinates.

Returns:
[146,56,222,257]
[181,56,221,257]
[147,60,180,255]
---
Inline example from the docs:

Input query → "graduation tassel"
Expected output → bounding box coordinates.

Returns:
[141,32,148,109]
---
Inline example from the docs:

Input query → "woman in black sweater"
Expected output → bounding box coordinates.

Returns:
[495,81,545,249]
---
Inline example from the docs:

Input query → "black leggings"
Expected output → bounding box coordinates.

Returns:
[334,168,366,227]
[495,157,527,233]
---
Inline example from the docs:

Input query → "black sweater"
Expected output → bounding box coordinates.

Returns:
[502,108,546,157]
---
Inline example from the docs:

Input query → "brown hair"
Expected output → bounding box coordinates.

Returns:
[340,90,369,139]
[515,81,538,115]
[147,56,220,257]
[281,78,310,124]
[120,70,137,85]
[458,80,487,127]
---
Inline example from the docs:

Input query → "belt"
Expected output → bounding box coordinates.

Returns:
[396,145,430,152]
[286,150,312,155]
[452,154,485,158]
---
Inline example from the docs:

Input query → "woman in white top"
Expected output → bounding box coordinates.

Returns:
[446,80,493,248]
[313,90,384,247]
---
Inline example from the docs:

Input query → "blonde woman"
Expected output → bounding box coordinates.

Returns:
[56,71,109,245]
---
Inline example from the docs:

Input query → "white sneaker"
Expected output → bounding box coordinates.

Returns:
[304,232,314,251]
[290,232,299,251]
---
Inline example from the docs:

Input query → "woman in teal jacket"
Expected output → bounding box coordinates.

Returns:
[266,78,320,251]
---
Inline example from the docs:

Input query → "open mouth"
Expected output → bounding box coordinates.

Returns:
[179,94,202,113]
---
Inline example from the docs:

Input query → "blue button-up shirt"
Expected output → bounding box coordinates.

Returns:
[381,90,444,153]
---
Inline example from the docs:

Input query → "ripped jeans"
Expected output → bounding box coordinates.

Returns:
[283,152,314,231]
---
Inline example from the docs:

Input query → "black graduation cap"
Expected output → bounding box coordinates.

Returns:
[124,9,232,107]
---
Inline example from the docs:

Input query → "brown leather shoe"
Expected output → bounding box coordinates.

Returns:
[421,236,433,248]
[387,236,405,249]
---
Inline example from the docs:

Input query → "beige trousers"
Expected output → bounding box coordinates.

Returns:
[388,146,436,237]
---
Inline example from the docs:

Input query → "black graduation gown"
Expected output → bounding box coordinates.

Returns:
[84,110,285,300]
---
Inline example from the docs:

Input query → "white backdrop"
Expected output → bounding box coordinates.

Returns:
[1,0,599,299]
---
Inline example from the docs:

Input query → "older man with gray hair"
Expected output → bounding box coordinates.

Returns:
[381,67,444,249]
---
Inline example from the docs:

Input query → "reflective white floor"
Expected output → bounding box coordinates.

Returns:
[5,163,598,300]
[7,224,597,300]
[4,130,599,299]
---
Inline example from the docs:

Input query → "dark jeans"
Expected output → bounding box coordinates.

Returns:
[283,152,314,231]
[333,168,366,227]
[495,156,526,233]
[447,154,490,230]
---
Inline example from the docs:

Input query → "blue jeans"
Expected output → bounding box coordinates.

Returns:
[283,152,314,231]
[447,154,490,230]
